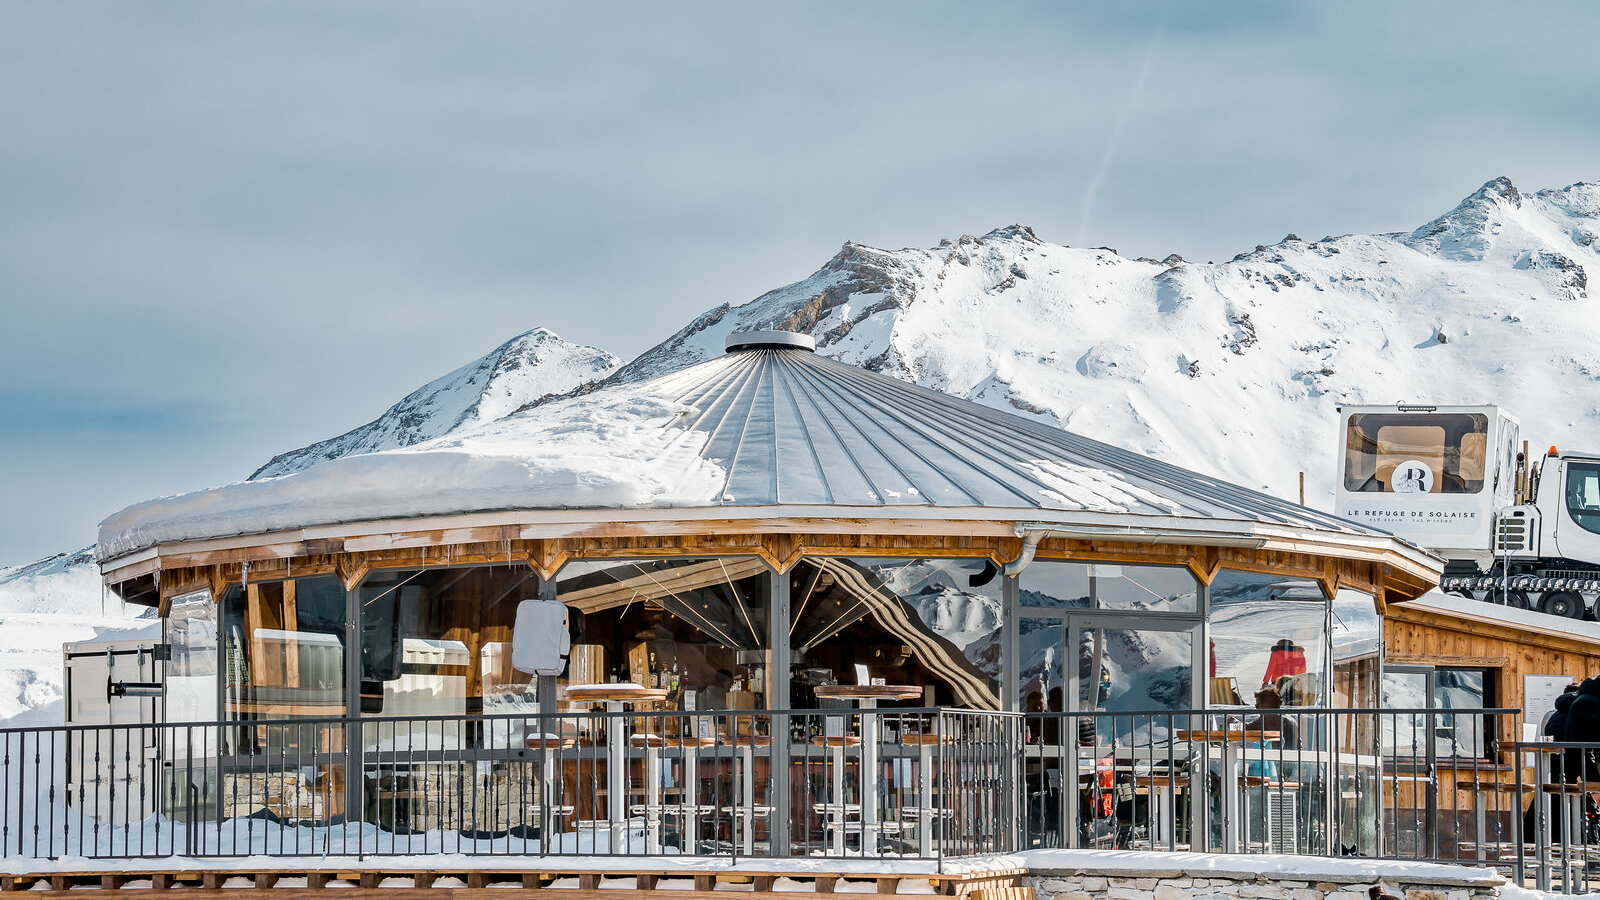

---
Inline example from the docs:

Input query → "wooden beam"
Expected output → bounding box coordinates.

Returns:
[1387,654,1509,668]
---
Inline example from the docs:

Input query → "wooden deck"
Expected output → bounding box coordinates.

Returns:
[0,865,1033,900]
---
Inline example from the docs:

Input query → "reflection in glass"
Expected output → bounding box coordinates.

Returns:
[221,575,347,723]
[358,565,540,726]
[1018,618,1065,713]
[1208,571,1327,708]
[1381,668,1486,758]
[1077,627,1193,717]
[1019,561,1197,612]
[789,557,1001,709]
[1332,589,1381,711]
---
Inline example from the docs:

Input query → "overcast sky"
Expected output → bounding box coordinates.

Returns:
[2,2,1597,564]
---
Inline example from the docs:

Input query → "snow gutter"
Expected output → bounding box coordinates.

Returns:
[1002,522,1270,576]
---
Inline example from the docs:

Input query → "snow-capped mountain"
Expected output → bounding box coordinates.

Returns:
[8,175,1600,724]
[251,327,622,479]
[595,177,1600,502]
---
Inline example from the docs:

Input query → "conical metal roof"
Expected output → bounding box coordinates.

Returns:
[642,336,1363,532]
[99,330,1397,563]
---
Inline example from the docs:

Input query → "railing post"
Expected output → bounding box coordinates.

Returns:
[1513,738,1526,886]
[767,574,791,856]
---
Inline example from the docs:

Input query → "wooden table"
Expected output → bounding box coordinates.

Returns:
[563,684,668,851]
[1174,728,1280,853]
[814,684,922,853]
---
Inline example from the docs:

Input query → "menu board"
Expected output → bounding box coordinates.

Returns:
[1525,673,1574,732]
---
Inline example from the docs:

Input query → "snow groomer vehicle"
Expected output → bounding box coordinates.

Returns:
[1337,403,1600,618]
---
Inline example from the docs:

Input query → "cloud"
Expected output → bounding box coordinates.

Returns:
[1,0,1598,561]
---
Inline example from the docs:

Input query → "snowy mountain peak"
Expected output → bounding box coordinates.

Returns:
[1407,175,1525,260]
[250,327,621,479]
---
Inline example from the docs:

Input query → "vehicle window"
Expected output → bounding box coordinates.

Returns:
[1567,462,1600,535]
[1344,413,1488,494]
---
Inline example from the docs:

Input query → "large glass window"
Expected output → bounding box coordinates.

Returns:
[1018,561,1197,612]
[554,557,772,711]
[1332,588,1381,710]
[1343,412,1488,494]
[1019,618,1065,715]
[788,557,1002,709]
[166,589,218,723]
[220,575,347,722]
[357,565,539,720]
[1382,666,1491,759]
[1566,461,1600,535]
[1208,571,1327,708]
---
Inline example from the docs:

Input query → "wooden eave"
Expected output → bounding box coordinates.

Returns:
[100,508,1441,612]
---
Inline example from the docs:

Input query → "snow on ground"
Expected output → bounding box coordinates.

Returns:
[0,845,1509,885]
[0,550,150,727]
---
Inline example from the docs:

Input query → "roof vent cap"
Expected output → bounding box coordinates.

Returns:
[725,330,816,353]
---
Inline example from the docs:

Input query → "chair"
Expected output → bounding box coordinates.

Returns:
[1209,677,1242,706]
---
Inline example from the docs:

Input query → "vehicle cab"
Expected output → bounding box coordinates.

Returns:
[1536,449,1600,564]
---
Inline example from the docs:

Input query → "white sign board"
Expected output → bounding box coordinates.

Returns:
[1524,673,1573,733]
[1335,499,1486,536]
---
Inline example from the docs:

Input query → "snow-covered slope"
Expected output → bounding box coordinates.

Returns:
[0,549,149,726]
[252,328,621,479]
[597,177,1600,503]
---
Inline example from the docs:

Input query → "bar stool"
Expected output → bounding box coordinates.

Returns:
[562,684,668,852]
[815,685,923,853]
[899,732,955,856]
[525,734,577,848]
[727,734,774,855]
[660,734,720,854]
[810,733,863,854]
[629,732,669,854]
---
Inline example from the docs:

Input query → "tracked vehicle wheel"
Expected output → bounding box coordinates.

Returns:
[1541,591,1586,619]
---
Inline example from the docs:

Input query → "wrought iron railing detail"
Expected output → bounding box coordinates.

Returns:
[6,708,1019,861]
[21,702,1600,892]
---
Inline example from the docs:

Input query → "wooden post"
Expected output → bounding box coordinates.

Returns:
[1299,472,1306,506]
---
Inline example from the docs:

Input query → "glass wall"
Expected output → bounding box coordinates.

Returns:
[220,575,348,722]
[786,556,1002,710]
[356,564,540,722]
[1017,561,1197,612]
[1332,588,1382,710]
[553,557,773,711]
[1017,561,1200,715]
[166,588,218,725]
[1208,570,1328,708]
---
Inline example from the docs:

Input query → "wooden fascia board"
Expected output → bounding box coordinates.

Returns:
[1386,603,1600,656]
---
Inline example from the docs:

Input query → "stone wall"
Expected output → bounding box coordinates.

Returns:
[1026,862,1502,900]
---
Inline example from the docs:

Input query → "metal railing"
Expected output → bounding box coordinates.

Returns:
[1,707,1020,861]
[1515,739,1600,895]
[25,702,1600,891]
[1021,708,1525,866]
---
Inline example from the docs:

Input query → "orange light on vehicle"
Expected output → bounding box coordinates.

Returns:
[1549,446,1561,456]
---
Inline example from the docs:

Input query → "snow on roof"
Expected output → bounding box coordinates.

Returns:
[97,341,1381,562]
[1405,589,1600,645]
